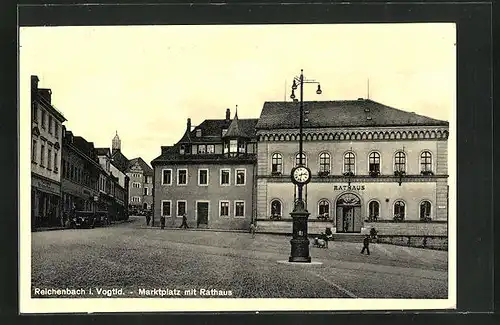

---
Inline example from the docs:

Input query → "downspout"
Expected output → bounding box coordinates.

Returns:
[152,165,155,227]
[252,153,257,225]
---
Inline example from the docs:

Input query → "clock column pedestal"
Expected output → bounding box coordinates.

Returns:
[289,198,311,263]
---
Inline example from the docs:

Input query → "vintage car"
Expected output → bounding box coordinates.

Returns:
[93,211,111,227]
[70,211,96,229]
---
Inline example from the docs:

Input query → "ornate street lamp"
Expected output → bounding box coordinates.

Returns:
[289,69,321,263]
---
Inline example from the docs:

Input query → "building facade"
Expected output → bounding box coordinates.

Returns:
[255,99,449,234]
[152,108,258,229]
[61,128,101,221]
[95,148,128,221]
[151,100,449,234]
[127,158,154,212]
[31,75,67,229]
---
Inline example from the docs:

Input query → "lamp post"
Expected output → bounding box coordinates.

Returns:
[289,69,322,263]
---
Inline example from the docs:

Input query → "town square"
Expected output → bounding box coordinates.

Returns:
[20,23,455,311]
[31,216,447,299]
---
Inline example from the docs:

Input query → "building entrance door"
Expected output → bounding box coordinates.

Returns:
[335,193,362,233]
[197,202,209,227]
[342,207,355,232]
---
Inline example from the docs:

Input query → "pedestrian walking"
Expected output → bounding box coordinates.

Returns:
[320,231,329,248]
[160,215,165,230]
[360,234,371,255]
[249,222,256,238]
[145,212,151,226]
[179,213,189,229]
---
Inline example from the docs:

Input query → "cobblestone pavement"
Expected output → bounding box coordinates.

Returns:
[31,216,448,299]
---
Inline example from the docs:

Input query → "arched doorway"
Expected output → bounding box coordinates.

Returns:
[335,193,362,233]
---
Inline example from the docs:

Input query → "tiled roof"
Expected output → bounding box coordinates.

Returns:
[128,157,154,176]
[255,99,448,130]
[111,150,130,173]
[73,136,95,158]
[182,118,258,143]
[95,148,111,156]
[223,111,248,138]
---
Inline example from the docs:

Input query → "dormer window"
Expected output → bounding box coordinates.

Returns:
[238,142,246,153]
[222,129,228,137]
[180,145,185,154]
[196,129,202,137]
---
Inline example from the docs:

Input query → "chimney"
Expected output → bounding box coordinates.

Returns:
[31,75,39,91]
[225,108,231,120]
[187,118,191,131]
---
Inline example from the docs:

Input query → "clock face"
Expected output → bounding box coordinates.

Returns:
[292,166,311,184]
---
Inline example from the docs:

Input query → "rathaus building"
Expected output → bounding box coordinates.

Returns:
[152,99,449,239]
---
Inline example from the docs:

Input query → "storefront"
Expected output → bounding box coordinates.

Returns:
[31,175,62,229]
[61,181,98,222]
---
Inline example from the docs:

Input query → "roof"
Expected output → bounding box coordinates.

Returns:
[255,99,449,130]
[34,89,67,123]
[178,128,193,143]
[151,146,256,165]
[223,111,248,138]
[192,118,258,143]
[73,136,96,158]
[111,150,130,173]
[128,157,154,176]
[95,148,111,156]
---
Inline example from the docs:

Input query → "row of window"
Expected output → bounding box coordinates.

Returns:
[197,144,215,154]
[131,187,151,195]
[160,200,246,218]
[161,168,247,186]
[271,151,434,175]
[129,173,153,183]
[269,199,433,221]
[62,158,94,188]
[32,138,59,173]
[32,103,60,138]
[180,141,250,156]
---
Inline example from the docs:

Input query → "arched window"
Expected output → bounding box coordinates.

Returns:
[394,151,406,173]
[295,153,307,167]
[420,201,432,221]
[369,152,380,174]
[271,153,283,174]
[343,152,355,174]
[270,200,282,217]
[420,151,433,173]
[318,199,329,218]
[368,201,380,221]
[319,153,330,173]
[394,201,406,221]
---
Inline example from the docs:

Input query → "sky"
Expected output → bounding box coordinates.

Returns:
[20,23,456,165]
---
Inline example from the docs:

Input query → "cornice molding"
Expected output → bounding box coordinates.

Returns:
[257,127,449,142]
[259,174,449,183]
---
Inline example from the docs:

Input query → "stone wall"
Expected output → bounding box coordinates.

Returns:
[362,221,447,236]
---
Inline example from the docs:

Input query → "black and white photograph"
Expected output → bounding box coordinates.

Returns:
[20,23,456,313]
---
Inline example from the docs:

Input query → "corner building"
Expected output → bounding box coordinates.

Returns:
[152,109,258,229]
[30,75,67,229]
[255,100,449,234]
